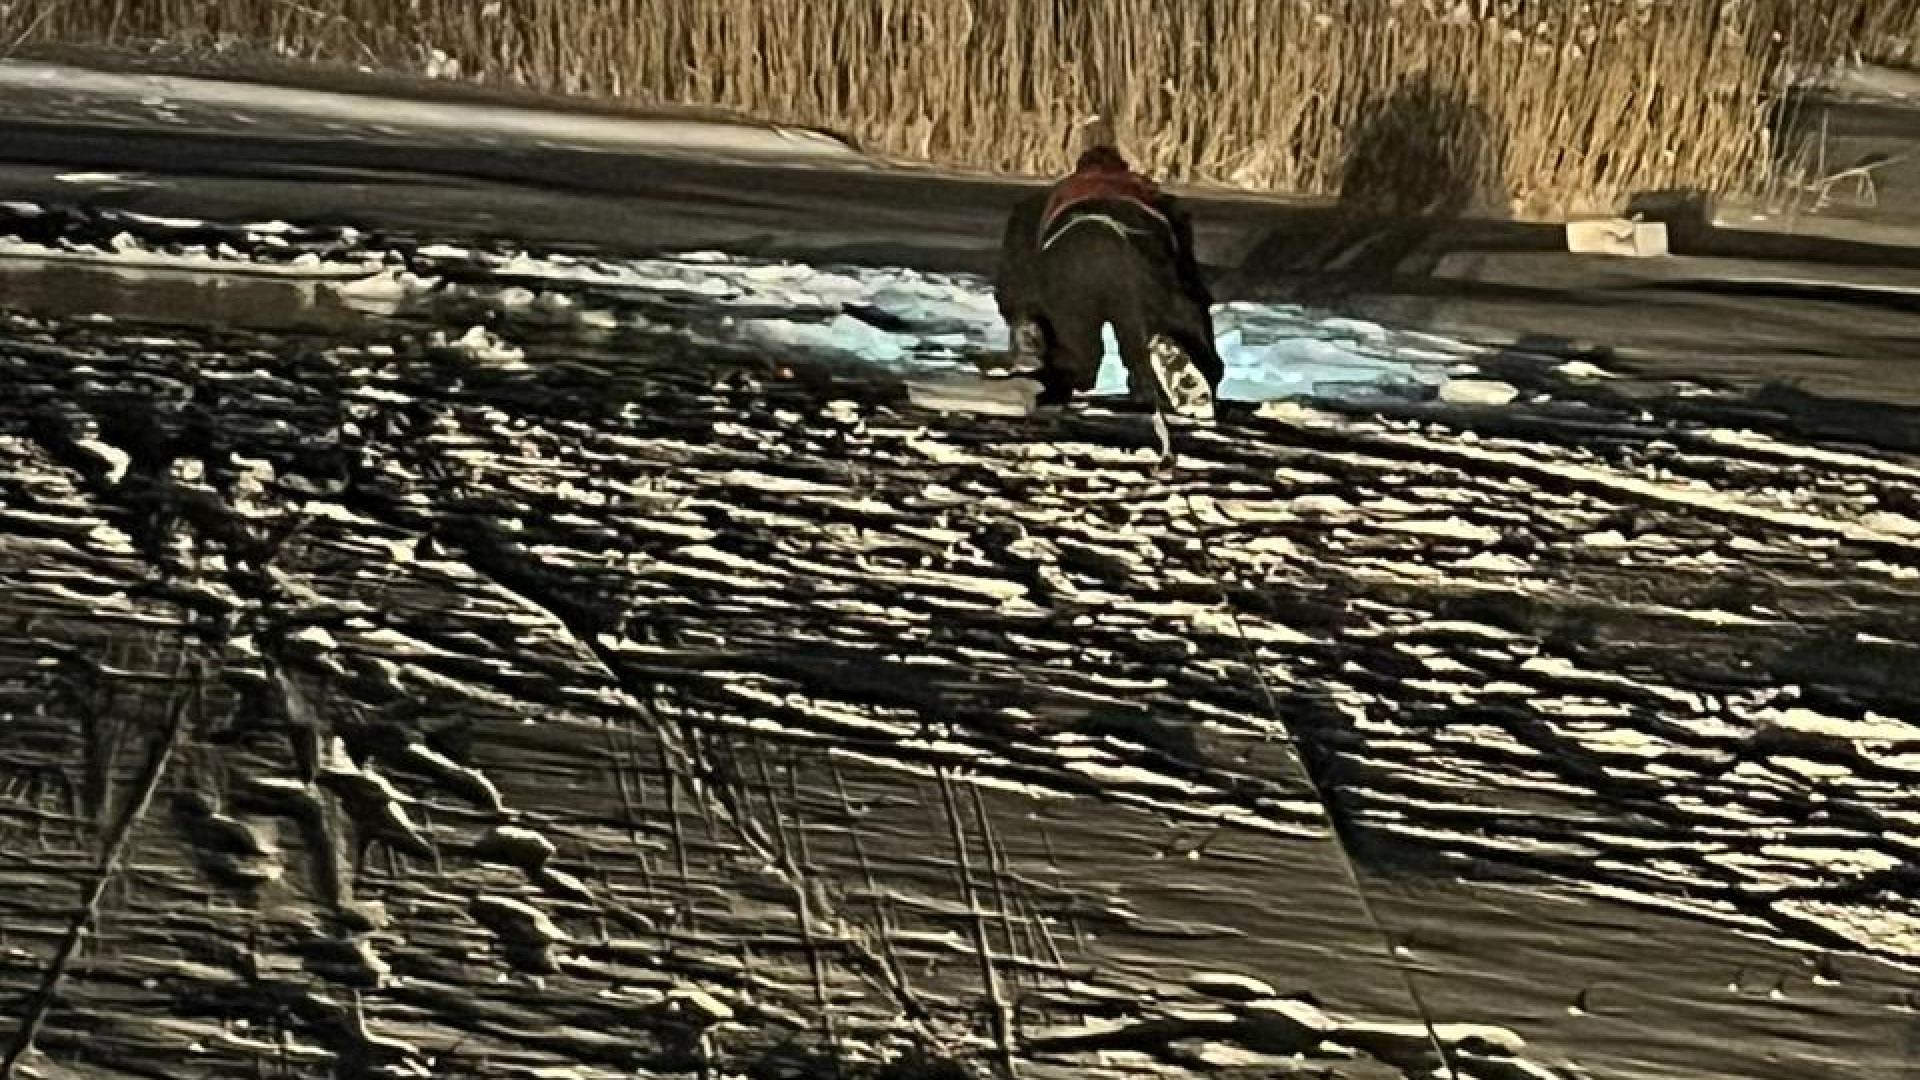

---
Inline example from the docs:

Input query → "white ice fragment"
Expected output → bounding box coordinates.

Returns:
[432,325,527,366]
[1187,972,1279,1001]
[336,268,437,304]
[1556,359,1617,379]
[1456,551,1530,573]
[75,438,131,485]
[87,523,136,551]
[56,171,148,186]
[1860,511,1920,537]
[1256,401,1345,427]
[1439,378,1520,406]
[290,625,339,650]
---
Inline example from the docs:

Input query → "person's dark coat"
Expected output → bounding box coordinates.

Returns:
[993,146,1221,405]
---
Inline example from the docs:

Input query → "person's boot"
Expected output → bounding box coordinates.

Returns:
[1146,334,1214,419]
[1007,318,1046,374]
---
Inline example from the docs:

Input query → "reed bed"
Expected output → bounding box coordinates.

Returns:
[1850,0,1920,67]
[3,0,1909,216]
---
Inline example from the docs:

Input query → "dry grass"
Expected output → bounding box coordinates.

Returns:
[1847,0,1920,68]
[3,0,1913,216]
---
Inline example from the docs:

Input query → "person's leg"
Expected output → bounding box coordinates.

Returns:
[1008,318,1047,373]
[1082,234,1209,416]
[1144,334,1216,418]
[1118,275,1216,418]
[1124,218,1222,414]
[1033,222,1124,405]
[992,193,1050,373]
[1113,316,1158,408]
[1159,289,1225,393]
[1034,300,1103,405]
[1112,305,1210,417]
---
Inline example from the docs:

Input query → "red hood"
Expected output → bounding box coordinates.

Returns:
[1041,160,1166,233]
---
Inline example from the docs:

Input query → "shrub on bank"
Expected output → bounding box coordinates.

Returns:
[3,0,1904,217]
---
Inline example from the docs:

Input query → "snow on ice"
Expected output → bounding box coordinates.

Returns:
[399,245,1478,406]
[0,60,861,162]
[0,205,1492,406]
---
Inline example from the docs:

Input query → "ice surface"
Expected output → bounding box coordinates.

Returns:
[1207,304,1459,404]
[0,210,1481,406]
[447,249,1471,406]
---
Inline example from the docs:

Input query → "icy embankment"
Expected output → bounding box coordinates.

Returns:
[0,59,860,161]
[0,200,1492,407]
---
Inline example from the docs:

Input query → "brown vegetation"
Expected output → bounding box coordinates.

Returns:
[3,1,1917,216]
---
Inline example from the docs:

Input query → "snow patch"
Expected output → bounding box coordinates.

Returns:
[0,234,381,279]
[1758,707,1920,743]
[1704,428,1920,483]
[1381,429,1920,551]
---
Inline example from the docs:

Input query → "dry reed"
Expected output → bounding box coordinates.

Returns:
[2,0,1911,216]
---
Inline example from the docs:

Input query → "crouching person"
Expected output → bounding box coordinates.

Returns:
[992,142,1222,418]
